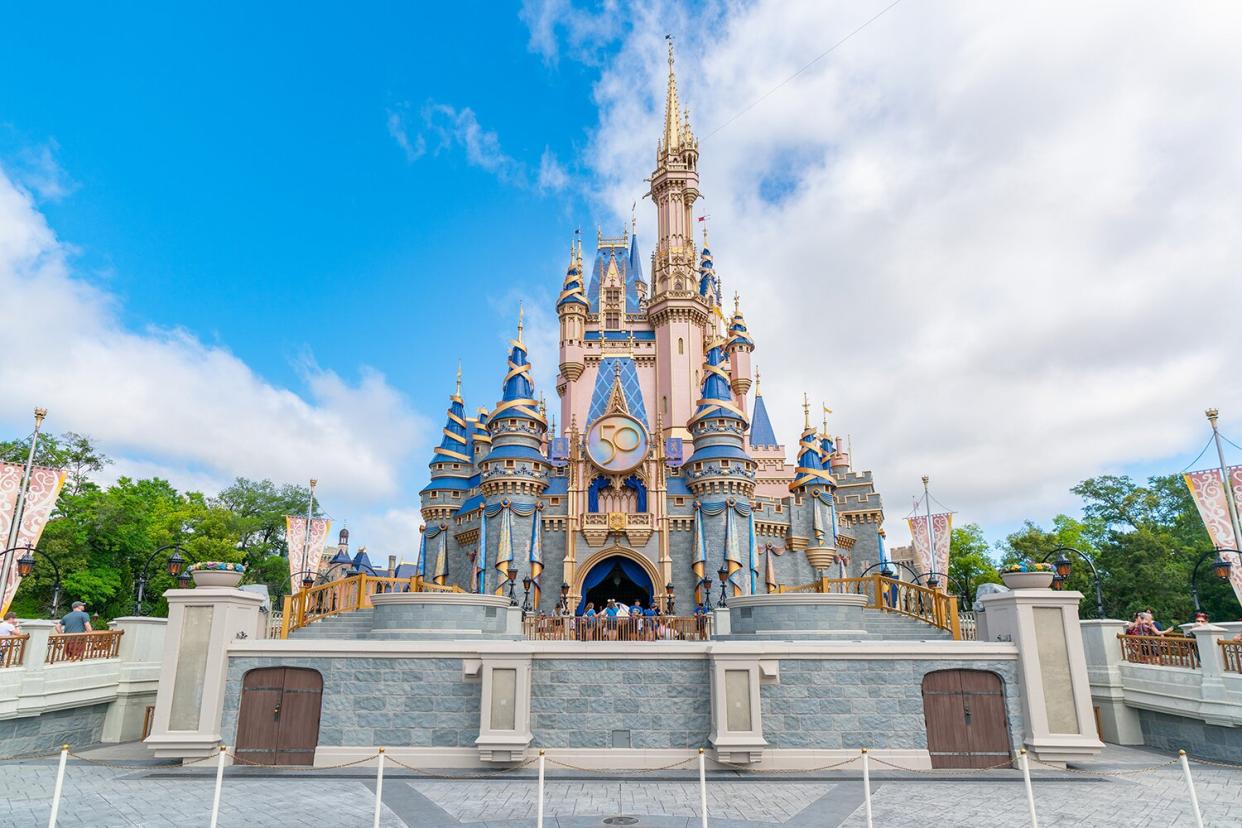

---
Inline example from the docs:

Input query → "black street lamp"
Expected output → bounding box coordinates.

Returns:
[716,565,729,608]
[134,544,196,616]
[665,582,676,615]
[1040,545,1106,618]
[522,575,533,613]
[2,544,69,617]
[1190,548,1236,613]
[557,581,570,615]
[507,568,519,606]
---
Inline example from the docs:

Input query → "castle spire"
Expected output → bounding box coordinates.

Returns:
[516,301,525,345]
[663,36,681,153]
[454,360,462,399]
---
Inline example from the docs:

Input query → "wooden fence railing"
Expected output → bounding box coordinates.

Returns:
[45,630,124,665]
[281,574,464,638]
[524,614,711,642]
[777,575,961,639]
[1219,639,1242,673]
[1118,633,1200,668]
[0,634,28,668]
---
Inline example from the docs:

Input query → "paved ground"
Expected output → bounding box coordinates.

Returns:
[1,743,1238,826]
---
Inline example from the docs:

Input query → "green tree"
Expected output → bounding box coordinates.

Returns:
[948,523,1000,607]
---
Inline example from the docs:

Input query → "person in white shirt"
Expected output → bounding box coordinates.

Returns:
[0,612,19,636]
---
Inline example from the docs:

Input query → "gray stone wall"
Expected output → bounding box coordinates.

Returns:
[370,601,512,639]
[0,703,109,757]
[220,656,480,749]
[726,602,864,637]
[530,658,710,749]
[762,659,1025,752]
[1139,709,1242,764]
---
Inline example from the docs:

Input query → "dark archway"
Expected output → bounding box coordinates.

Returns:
[577,556,654,614]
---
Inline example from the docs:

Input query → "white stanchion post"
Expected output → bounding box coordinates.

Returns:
[47,744,68,828]
[698,747,708,828]
[537,749,546,828]
[1019,748,1038,828]
[208,745,227,828]
[1179,750,1204,828]
[861,748,873,828]
[373,747,386,828]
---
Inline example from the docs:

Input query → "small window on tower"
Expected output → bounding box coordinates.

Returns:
[678,338,684,355]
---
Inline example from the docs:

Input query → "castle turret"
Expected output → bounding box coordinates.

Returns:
[419,366,473,524]
[791,395,839,574]
[557,240,587,382]
[471,407,491,463]
[686,340,755,498]
[726,292,754,402]
[749,372,778,448]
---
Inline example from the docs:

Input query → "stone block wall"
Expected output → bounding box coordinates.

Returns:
[762,659,1025,752]
[370,602,511,639]
[1138,709,1242,764]
[727,602,863,637]
[220,656,481,749]
[530,658,710,749]
[0,703,109,757]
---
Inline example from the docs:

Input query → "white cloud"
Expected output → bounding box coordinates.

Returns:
[11,141,77,202]
[563,0,1242,541]
[386,107,426,162]
[0,166,428,504]
[519,0,622,65]
[538,146,569,192]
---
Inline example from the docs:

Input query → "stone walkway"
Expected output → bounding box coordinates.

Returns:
[0,744,1238,826]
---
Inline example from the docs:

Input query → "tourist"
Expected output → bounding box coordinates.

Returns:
[603,599,620,639]
[0,611,19,636]
[57,601,93,634]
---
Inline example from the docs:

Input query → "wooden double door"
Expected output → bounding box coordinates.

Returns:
[922,669,1012,769]
[235,667,323,765]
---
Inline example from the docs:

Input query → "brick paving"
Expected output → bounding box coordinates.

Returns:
[0,744,1238,826]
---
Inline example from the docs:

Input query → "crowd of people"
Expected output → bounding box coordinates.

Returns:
[524,597,712,640]
[1124,609,1242,641]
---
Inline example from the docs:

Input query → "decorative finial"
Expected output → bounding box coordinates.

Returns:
[627,329,636,354]
[733,291,740,315]
[517,302,525,344]
[631,201,637,234]
[754,367,762,396]
[802,393,811,430]
[922,474,930,488]
[822,403,832,436]
[455,361,462,397]
[33,407,47,426]
[1206,408,1220,426]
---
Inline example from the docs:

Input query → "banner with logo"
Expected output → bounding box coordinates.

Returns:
[1183,467,1242,603]
[0,463,68,615]
[285,515,332,595]
[907,512,952,588]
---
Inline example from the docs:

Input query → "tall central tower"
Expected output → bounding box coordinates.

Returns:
[647,42,710,439]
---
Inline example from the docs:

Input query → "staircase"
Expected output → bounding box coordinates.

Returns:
[860,608,952,640]
[286,609,374,640]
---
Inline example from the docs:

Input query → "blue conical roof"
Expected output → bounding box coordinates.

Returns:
[689,344,746,425]
[627,231,644,310]
[791,424,834,491]
[492,320,545,424]
[557,254,587,309]
[430,392,470,465]
[750,392,778,447]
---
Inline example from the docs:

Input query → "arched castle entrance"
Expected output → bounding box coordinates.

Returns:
[574,546,662,615]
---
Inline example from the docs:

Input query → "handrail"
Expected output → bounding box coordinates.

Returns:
[45,630,124,664]
[1219,639,1242,673]
[282,574,466,638]
[773,576,959,638]
[1117,633,1200,668]
[524,614,711,642]
[0,633,29,668]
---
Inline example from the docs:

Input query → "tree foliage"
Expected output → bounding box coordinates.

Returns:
[948,523,1001,607]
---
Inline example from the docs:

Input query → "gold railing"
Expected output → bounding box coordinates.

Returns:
[0,634,28,668]
[45,630,124,664]
[1219,639,1242,673]
[281,574,465,638]
[776,575,960,639]
[1118,634,1200,668]
[523,614,711,642]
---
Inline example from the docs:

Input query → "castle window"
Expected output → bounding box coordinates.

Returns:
[662,396,668,415]
[678,338,684,355]
[674,497,685,506]
[721,460,730,468]
[550,498,561,505]
[605,312,620,329]
[506,460,515,468]
[606,287,621,305]
[775,505,783,513]
[452,464,460,470]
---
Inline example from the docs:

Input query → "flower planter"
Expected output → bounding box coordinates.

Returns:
[1001,571,1054,590]
[191,570,244,588]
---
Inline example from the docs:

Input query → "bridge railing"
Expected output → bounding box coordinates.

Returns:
[281,574,464,638]
[523,614,711,642]
[775,574,960,639]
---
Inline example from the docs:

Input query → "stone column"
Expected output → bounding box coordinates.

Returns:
[977,588,1103,764]
[1079,619,1142,745]
[9,620,56,698]
[1190,623,1234,726]
[100,617,167,743]
[145,586,263,760]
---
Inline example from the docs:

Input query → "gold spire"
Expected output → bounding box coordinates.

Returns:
[821,403,832,437]
[802,393,811,430]
[517,302,525,344]
[631,201,637,234]
[455,361,462,398]
[733,291,740,315]
[754,367,762,396]
[663,36,681,152]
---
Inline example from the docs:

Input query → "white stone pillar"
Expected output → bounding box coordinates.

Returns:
[977,588,1103,764]
[145,587,263,760]
[1079,619,1142,745]
[1190,624,1234,726]
[100,617,167,743]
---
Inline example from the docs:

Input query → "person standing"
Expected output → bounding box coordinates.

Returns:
[0,611,19,636]
[57,601,93,661]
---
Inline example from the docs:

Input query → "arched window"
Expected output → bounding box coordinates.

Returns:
[662,396,669,415]
[678,338,684,355]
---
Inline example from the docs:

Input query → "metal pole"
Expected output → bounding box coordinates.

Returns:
[1019,748,1038,828]
[208,745,226,828]
[922,475,937,587]
[537,749,546,828]
[698,747,708,828]
[372,747,386,828]
[134,576,146,616]
[861,748,873,828]
[1179,749,1204,828]
[1,408,46,612]
[300,479,317,590]
[47,743,68,828]
[1207,410,1242,550]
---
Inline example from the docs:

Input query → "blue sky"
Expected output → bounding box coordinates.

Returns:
[2,2,1240,557]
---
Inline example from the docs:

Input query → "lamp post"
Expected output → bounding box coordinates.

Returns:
[7,544,67,617]
[716,565,729,608]
[134,544,196,616]
[507,568,519,607]
[665,582,676,615]
[1038,545,1107,618]
[522,575,533,613]
[557,582,570,615]
[1189,548,1236,613]
[700,576,713,610]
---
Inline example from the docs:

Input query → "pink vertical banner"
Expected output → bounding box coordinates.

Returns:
[932,513,952,589]
[907,515,932,578]
[0,463,68,614]
[1184,468,1242,605]
[285,516,333,594]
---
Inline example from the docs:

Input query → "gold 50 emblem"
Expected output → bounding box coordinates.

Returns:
[586,414,649,473]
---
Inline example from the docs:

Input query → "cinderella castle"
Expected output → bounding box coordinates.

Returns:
[416,46,886,613]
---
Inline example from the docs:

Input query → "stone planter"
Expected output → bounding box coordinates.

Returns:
[1001,571,1054,590]
[191,570,243,588]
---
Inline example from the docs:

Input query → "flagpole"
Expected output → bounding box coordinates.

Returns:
[0,407,47,610]
[301,479,317,584]
[1207,409,1242,549]
[922,475,937,587]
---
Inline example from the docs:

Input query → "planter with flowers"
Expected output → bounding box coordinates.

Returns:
[1000,562,1055,590]
[189,561,246,588]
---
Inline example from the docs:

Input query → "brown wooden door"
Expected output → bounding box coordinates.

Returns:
[235,667,323,766]
[922,669,1012,769]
